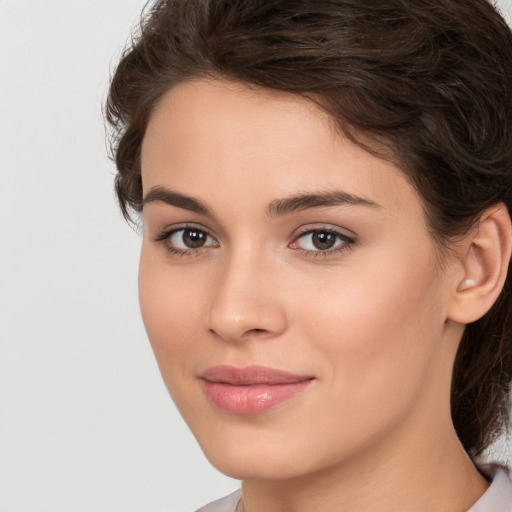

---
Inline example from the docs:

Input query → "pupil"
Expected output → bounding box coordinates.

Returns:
[183,229,206,248]
[312,231,336,250]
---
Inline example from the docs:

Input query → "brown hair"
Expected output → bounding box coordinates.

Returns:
[106,0,512,456]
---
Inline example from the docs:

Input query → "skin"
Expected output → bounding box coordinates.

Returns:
[139,79,492,512]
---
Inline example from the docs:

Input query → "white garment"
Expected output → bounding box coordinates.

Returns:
[195,490,241,512]
[470,466,512,512]
[195,468,512,512]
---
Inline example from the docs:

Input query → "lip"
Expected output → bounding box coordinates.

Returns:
[199,365,314,414]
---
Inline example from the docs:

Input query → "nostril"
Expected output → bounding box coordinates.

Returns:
[241,328,273,339]
[247,328,266,335]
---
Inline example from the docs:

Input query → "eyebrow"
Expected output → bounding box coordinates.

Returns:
[142,186,380,218]
[143,186,211,216]
[265,190,380,217]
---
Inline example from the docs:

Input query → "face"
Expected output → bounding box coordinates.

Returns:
[139,80,459,480]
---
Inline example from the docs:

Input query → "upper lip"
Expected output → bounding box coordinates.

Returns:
[199,365,314,386]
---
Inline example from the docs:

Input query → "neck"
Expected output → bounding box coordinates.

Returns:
[239,418,488,512]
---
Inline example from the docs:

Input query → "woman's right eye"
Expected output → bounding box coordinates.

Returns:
[154,227,218,254]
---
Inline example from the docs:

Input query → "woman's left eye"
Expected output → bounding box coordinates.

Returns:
[291,229,355,254]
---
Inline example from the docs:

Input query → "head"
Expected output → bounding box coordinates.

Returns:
[107,0,512,471]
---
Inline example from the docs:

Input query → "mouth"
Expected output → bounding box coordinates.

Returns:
[199,365,315,415]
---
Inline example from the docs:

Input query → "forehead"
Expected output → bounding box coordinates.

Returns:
[141,79,424,224]
[142,79,335,175]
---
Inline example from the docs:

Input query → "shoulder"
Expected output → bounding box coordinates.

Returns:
[195,489,242,512]
[469,464,512,511]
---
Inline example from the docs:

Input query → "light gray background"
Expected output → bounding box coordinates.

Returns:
[0,1,511,511]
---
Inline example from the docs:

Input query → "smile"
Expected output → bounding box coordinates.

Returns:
[199,365,315,414]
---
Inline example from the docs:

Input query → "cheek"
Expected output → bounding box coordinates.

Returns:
[138,245,204,380]
[297,247,445,420]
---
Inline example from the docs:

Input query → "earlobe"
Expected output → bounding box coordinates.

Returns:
[457,278,476,292]
[455,245,483,294]
[448,204,512,324]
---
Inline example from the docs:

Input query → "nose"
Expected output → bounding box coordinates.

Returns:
[205,252,287,343]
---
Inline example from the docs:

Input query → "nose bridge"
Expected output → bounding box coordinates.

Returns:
[206,244,286,342]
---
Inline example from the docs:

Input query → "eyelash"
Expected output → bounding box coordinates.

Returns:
[152,224,218,257]
[290,228,356,259]
[152,225,356,259]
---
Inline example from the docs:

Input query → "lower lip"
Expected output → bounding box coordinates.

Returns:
[201,380,313,414]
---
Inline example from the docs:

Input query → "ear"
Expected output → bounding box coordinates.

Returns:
[447,203,512,324]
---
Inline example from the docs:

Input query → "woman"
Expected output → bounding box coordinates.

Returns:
[106,0,512,510]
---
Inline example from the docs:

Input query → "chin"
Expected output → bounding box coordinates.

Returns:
[190,419,335,481]
[203,444,310,481]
